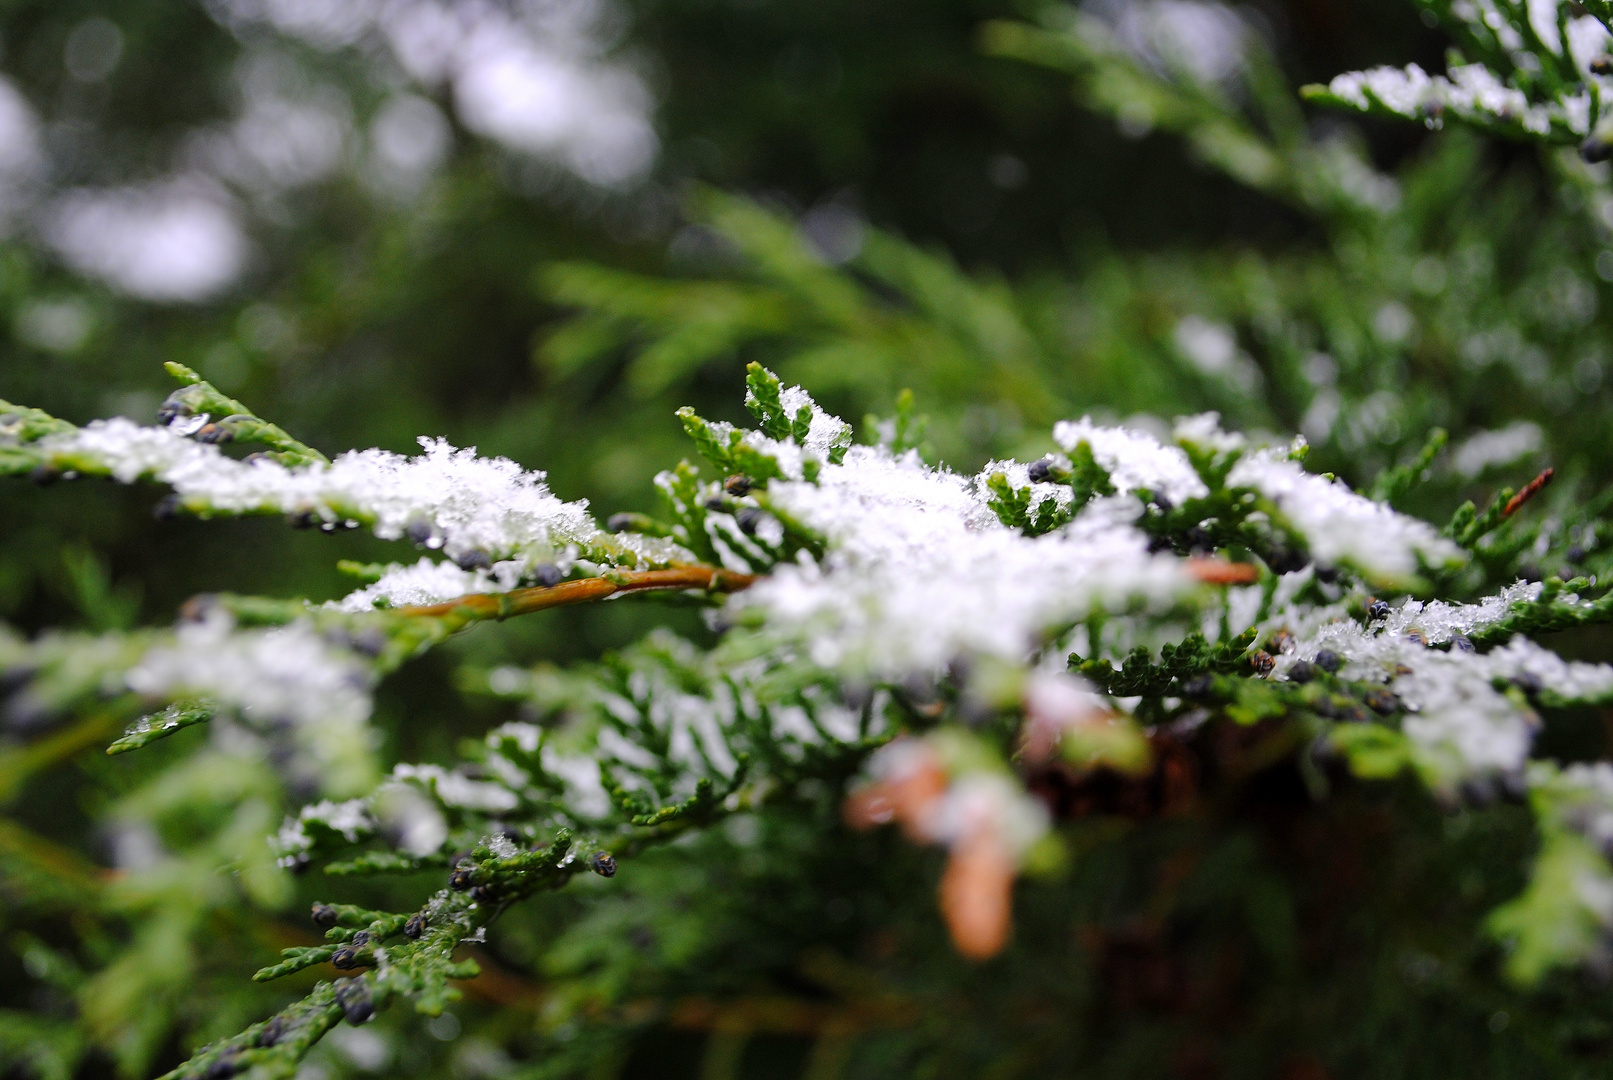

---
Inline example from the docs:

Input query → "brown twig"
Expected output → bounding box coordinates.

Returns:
[393,565,759,622]
[1184,558,1260,585]
[1502,468,1554,519]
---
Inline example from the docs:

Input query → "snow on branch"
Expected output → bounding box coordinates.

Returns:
[2,368,692,582]
[1306,0,1613,156]
[13,360,1613,1079]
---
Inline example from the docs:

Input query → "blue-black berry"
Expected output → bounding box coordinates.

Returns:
[203,1055,239,1079]
[1314,650,1342,674]
[1363,689,1400,715]
[533,563,563,587]
[1265,547,1309,575]
[1511,672,1544,697]
[335,978,374,1024]
[157,396,191,425]
[255,1017,285,1048]
[349,628,387,658]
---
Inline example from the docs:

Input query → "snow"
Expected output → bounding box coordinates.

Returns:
[735,444,1194,678]
[1266,592,1613,786]
[1053,417,1209,503]
[1227,446,1464,582]
[126,612,376,794]
[1323,61,1576,135]
[32,417,688,580]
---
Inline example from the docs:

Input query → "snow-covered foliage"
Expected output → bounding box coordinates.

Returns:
[124,612,378,795]
[736,447,1192,677]
[1225,445,1464,582]
[7,360,1613,1079]
[5,368,688,585]
[1306,0,1613,156]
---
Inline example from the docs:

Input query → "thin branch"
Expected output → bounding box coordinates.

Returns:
[1503,468,1555,519]
[392,565,759,622]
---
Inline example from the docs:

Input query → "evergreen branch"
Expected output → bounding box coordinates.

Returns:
[105,701,213,755]
[168,793,769,1080]
[0,394,665,575]
[324,851,449,876]
[388,566,759,621]
[1371,428,1447,503]
[250,945,341,983]
[1448,468,1555,550]
[1502,468,1555,519]
[159,363,328,466]
[156,982,345,1080]
[1070,630,1259,698]
[1465,576,1613,649]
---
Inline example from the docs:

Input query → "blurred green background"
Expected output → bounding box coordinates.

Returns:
[9,0,1613,1077]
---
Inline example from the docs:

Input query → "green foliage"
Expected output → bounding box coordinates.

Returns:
[9,1,1613,1079]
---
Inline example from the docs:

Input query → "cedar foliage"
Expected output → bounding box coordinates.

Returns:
[7,2,1613,1079]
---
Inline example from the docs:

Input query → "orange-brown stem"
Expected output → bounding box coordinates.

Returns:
[1185,558,1260,585]
[393,565,758,622]
[1502,467,1554,519]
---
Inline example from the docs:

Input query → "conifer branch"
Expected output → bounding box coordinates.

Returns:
[389,565,759,621]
